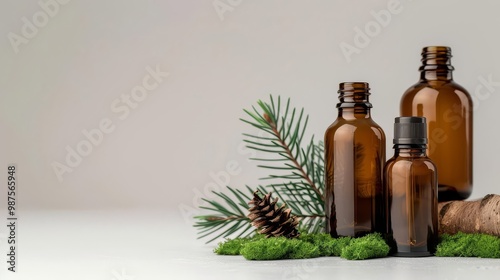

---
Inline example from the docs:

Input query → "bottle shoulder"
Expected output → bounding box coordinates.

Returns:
[325,119,386,146]
[325,118,386,137]
[385,155,437,171]
[401,80,472,101]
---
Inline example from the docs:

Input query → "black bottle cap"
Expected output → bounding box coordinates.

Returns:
[393,117,428,145]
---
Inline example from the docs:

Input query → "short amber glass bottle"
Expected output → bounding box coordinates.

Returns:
[324,82,386,237]
[385,117,438,257]
[400,46,473,201]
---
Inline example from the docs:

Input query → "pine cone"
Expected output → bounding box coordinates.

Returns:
[247,191,300,238]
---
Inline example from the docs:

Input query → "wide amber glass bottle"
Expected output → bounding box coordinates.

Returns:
[400,46,473,201]
[325,82,386,237]
[385,117,438,257]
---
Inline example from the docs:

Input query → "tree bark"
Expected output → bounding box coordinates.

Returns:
[438,194,500,236]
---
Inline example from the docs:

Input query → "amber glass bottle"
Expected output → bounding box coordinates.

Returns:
[400,46,472,201]
[324,82,386,238]
[385,117,438,257]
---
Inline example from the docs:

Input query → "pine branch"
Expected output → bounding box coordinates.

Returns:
[267,115,322,199]
[194,186,257,243]
[194,95,326,242]
[240,95,324,202]
[194,185,323,243]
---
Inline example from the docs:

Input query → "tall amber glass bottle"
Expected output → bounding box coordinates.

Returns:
[400,46,473,201]
[385,117,438,257]
[325,82,386,237]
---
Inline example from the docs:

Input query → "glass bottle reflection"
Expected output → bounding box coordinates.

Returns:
[400,46,472,201]
[385,117,438,257]
[325,82,386,237]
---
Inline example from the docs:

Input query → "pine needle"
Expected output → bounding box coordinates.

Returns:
[194,95,326,242]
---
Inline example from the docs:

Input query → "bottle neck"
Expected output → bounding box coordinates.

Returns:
[338,107,371,120]
[419,46,454,82]
[393,146,427,158]
[336,82,372,120]
[420,70,453,81]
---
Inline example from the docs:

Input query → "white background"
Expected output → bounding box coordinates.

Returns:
[1,1,500,279]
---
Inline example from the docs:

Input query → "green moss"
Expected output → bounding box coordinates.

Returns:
[286,239,321,259]
[240,237,292,260]
[340,233,390,260]
[298,233,331,255]
[214,237,252,255]
[331,236,353,256]
[215,232,389,260]
[214,234,264,255]
[299,233,351,256]
[436,232,500,258]
[238,237,321,260]
[215,232,500,260]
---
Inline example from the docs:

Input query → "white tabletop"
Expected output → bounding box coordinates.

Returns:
[1,210,499,280]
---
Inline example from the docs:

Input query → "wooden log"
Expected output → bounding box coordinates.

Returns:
[438,194,500,236]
